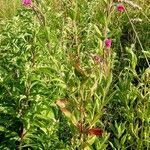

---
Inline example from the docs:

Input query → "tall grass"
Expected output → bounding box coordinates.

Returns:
[0,0,20,19]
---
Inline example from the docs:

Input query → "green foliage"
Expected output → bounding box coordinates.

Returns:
[0,0,150,149]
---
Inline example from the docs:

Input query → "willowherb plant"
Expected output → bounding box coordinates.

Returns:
[0,0,149,149]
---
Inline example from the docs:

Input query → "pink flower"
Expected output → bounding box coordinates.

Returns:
[117,4,125,12]
[105,39,112,49]
[22,0,32,6]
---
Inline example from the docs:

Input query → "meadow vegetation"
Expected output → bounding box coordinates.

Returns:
[0,0,150,149]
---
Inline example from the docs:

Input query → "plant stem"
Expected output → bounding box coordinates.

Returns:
[125,9,150,68]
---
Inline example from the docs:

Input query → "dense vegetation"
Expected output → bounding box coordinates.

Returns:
[0,0,149,149]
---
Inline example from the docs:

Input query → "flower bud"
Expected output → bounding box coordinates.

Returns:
[22,0,32,6]
[117,4,125,12]
[105,39,112,49]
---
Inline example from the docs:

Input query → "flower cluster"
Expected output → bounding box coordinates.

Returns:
[103,3,125,48]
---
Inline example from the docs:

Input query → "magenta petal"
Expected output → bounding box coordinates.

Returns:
[22,0,32,6]
[117,4,125,12]
[105,39,112,49]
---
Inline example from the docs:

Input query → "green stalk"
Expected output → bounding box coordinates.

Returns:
[125,9,150,68]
